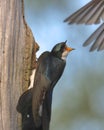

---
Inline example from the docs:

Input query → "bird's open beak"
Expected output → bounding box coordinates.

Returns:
[65,45,75,52]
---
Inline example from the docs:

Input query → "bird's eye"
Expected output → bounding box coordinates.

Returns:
[61,44,65,50]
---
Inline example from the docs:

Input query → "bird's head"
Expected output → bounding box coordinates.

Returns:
[51,41,74,60]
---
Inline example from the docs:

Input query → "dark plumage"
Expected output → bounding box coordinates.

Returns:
[32,41,74,130]
[17,41,74,130]
[16,89,37,130]
[64,0,104,51]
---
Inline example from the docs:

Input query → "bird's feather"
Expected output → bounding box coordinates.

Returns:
[42,88,53,130]
[64,0,104,51]
[83,23,104,51]
[16,89,38,130]
[16,42,70,130]
[64,0,104,24]
[32,51,65,128]
[16,89,32,114]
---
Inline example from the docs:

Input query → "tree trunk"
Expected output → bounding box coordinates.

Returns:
[0,0,39,129]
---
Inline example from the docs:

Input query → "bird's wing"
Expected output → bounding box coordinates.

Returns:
[64,0,104,51]
[32,73,51,127]
[64,0,104,24]
[42,88,53,130]
[32,52,52,127]
[83,23,104,51]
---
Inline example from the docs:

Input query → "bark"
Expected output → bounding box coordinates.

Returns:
[0,0,39,129]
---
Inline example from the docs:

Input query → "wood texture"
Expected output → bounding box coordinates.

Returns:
[0,0,38,129]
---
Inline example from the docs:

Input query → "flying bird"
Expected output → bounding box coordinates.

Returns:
[17,41,74,130]
[64,0,104,51]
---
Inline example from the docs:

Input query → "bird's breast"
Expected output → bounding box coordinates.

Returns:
[46,56,66,82]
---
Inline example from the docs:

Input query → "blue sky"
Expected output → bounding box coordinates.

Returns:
[24,0,104,130]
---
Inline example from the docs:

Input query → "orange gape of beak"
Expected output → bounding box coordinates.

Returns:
[65,45,75,52]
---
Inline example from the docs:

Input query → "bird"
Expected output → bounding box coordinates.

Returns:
[64,0,104,51]
[32,41,74,130]
[17,41,74,130]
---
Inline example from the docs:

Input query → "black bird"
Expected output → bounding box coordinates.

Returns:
[64,0,104,51]
[32,41,74,130]
[17,41,74,130]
